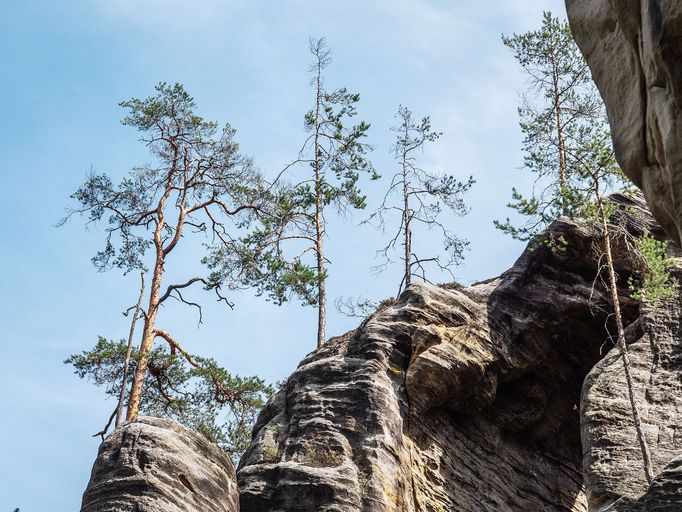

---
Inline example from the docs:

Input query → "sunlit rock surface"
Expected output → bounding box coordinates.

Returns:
[79,195,681,511]
[582,273,682,510]
[238,194,680,511]
[566,0,682,245]
[80,416,238,512]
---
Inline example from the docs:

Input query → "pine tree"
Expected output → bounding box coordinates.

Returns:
[499,12,675,484]
[495,12,612,238]
[207,37,377,348]
[65,336,273,461]
[366,106,473,293]
[60,83,275,432]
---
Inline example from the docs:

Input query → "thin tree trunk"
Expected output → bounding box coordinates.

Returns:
[402,145,411,292]
[595,182,654,484]
[125,162,187,419]
[126,255,163,420]
[552,54,569,216]
[126,207,168,420]
[115,272,145,427]
[313,56,326,349]
[316,232,326,348]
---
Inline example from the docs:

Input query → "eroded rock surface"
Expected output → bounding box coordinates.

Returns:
[78,194,680,511]
[566,0,682,245]
[582,270,682,511]
[238,194,680,511]
[80,416,238,512]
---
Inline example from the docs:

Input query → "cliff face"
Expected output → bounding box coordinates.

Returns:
[565,0,682,246]
[564,4,682,509]
[237,194,681,511]
[582,270,682,511]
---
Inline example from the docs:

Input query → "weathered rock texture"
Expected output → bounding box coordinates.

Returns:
[645,456,682,511]
[238,194,682,511]
[564,3,682,508]
[582,265,682,511]
[80,416,238,512]
[566,0,682,245]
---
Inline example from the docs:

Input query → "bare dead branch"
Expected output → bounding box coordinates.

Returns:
[115,272,146,428]
[93,407,117,441]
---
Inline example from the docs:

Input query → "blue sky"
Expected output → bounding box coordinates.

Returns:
[0,1,566,510]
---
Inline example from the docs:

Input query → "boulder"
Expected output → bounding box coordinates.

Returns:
[80,416,238,512]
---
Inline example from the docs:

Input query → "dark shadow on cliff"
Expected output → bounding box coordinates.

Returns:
[481,211,642,465]
[401,193,661,510]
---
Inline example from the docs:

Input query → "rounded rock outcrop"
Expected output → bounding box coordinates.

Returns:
[80,416,238,512]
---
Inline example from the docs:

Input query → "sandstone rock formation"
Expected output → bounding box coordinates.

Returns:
[565,0,682,245]
[237,193,681,511]
[80,416,238,512]
[75,4,682,510]
[582,268,682,511]
[644,456,682,511]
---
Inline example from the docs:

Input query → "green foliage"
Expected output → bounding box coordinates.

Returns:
[495,12,626,240]
[302,37,377,210]
[577,197,618,225]
[629,234,676,306]
[302,94,377,210]
[203,185,320,306]
[59,81,265,286]
[205,38,377,308]
[60,82,279,448]
[543,233,568,255]
[497,15,657,484]
[65,337,273,462]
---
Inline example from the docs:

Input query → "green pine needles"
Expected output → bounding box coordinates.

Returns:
[498,11,673,484]
[495,12,625,239]
[206,37,378,348]
[65,337,273,462]
[366,105,473,293]
[629,233,676,306]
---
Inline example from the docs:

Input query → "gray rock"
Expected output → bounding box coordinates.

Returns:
[597,457,682,512]
[581,272,682,510]
[645,456,682,511]
[80,416,238,512]
[565,3,682,508]
[239,194,679,511]
[565,0,682,245]
[78,195,680,511]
